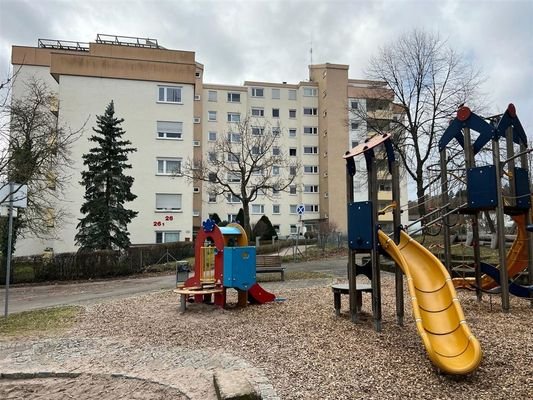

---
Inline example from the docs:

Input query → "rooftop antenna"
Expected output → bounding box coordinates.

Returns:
[308,33,313,81]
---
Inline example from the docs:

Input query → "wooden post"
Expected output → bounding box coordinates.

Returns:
[345,158,359,323]
[463,127,482,302]
[518,142,532,307]
[368,154,382,332]
[391,160,404,326]
[492,136,510,312]
[440,150,452,273]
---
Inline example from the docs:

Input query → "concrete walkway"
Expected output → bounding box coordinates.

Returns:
[1,256,349,315]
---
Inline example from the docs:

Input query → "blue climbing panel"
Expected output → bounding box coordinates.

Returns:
[514,167,531,209]
[223,246,256,291]
[348,201,373,250]
[467,165,497,210]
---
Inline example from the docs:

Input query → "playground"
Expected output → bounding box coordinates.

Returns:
[1,104,532,399]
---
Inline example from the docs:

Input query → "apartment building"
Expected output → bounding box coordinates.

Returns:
[10,35,407,256]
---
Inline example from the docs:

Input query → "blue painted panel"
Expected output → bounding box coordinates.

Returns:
[348,201,373,250]
[514,167,531,209]
[467,165,498,210]
[223,246,256,290]
[220,226,242,235]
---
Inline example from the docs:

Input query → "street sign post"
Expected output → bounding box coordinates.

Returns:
[1,182,28,317]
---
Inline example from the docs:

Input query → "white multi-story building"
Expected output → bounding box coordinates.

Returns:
[11,35,407,256]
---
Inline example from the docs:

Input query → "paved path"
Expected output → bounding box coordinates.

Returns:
[0,256,350,315]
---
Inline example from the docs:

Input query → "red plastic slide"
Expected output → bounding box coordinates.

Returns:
[248,283,276,304]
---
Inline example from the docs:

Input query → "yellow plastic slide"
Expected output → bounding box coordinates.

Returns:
[453,212,530,290]
[378,230,482,374]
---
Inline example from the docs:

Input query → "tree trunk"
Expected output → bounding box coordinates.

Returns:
[416,178,427,226]
[242,202,252,242]
[483,211,496,233]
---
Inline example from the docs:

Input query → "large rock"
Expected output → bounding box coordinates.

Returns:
[213,370,260,400]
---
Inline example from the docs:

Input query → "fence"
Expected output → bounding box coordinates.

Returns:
[0,241,194,285]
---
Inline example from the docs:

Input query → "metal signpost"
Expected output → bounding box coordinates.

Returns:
[1,183,28,318]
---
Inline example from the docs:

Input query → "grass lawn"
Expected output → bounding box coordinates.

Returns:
[256,270,332,282]
[0,306,82,337]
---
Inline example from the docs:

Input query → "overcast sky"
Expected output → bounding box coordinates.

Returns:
[1,0,532,137]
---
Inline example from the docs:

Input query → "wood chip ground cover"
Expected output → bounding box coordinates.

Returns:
[70,275,532,399]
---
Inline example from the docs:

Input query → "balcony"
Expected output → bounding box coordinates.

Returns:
[49,95,59,116]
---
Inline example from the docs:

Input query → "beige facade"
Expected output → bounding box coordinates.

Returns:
[11,35,407,256]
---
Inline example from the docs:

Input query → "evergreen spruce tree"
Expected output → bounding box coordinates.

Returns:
[75,101,138,251]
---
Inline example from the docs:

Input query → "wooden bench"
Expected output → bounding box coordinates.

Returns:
[256,255,285,281]
[331,283,373,316]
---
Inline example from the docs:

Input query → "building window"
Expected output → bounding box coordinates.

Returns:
[351,121,360,130]
[304,204,319,212]
[379,181,392,191]
[272,166,280,175]
[251,107,264,117]
[227,92,241,102]
[289,204,298,214]
[303,126,318,135]
[208,90,217,102]
[208,131,217,141]
[272,204,280,214]
[272,88,280,99]
[45,208,55,228]
[227,172,241,183]
[272,108,280,118]
[157,158,182,175]
[251,204,265,214]
[289,128,297,137]
[289,148,297,156]
[304,165,319,174]
[303,146,318,154]
[273,224,280,234]
[155,231,180,243]
[272,146,281,156]
[289,166,297,176]
[227,193,240,203]
[157,121,183,140]
[227,153,240,162]
[208,111,217,121]
[303,107,318,116]
[303,87,318,97]
[351,140,359,148]
[272,127,281,136]
[288,89,297,100]
[228,214,238,223]
[289,185,297,195]
[227,112,241,122]
[208,172,217,182]
[228,132,241,142]
[304,185,319,193]
[251,146,261,155]
[290,224,298,234]
[252,127,264,136]
[208,193,217,203]
[289,109,296,118]
[155,193,182,211]
[208,152,217,162]
[158,86,182,103]
[251,87,264,97]
[350,100,358,109]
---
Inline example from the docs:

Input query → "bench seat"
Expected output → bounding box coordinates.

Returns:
[256,255,285,281]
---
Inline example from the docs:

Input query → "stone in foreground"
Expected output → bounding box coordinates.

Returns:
[213,371,260,400]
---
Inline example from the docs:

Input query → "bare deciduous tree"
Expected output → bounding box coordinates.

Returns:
[182,116,299,238]
[1,75,82,251]
[354,29,485,218]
